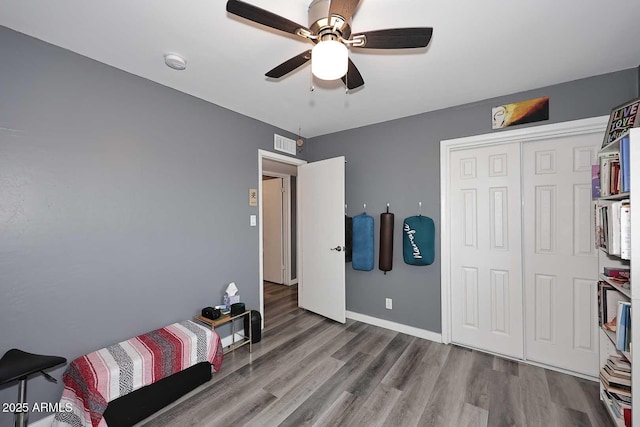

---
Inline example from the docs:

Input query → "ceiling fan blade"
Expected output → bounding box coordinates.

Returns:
[226,0,310,37]
[352,28,433,49]
[329,0,362,21]
[266,50,312,78]
[341,58,364,90]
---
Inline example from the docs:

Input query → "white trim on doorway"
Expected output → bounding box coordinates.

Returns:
[258,149,306,327]
[439,116,609,345]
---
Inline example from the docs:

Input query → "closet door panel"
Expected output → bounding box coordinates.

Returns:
[450,143,523,358]
[523,135,599,376]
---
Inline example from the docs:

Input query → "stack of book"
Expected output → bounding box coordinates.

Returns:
[601,355,632,425]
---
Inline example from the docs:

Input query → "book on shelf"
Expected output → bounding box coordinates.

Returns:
[608,277,631,289]
[592,164,601,199]
[620,201,631,260]
[599,281,629,329]
[604,388,632,426]
[610,160,620,195]
[595,204,604,249]
[620,134,630,193]
[607,393,631,413]
[610,390,633,405]
[601,367,631,390]
[610,201,622,256]
[609,355,632,373]
[599,203,610,250]
[616,301,632,352]
[624,407,632,427]
[600,372,632,397]
[604,267,631,280]
[603,364,631,383]
[599,281,612,327]
[600,153,616,197]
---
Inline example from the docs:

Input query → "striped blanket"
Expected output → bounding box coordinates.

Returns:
[53,320,223,427]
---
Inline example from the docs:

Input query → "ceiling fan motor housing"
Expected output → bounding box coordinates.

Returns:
[308,0,352,40]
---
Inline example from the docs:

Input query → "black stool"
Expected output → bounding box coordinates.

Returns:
[0,349,66,427]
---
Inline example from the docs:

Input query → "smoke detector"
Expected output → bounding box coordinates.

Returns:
[164,53,187,71]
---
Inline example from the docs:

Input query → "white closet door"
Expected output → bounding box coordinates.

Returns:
[523,134,599,376]
[450,143,524,358]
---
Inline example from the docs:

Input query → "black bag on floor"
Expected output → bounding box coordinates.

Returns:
[244,310,262,343]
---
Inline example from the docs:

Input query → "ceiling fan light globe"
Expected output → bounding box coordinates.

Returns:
[311,40,348,80]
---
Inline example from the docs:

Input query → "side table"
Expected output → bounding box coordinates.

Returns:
[194,312,252,353]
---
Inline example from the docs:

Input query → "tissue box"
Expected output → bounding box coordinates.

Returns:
[223,294,240,309]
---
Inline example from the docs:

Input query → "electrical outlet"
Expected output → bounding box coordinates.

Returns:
[385,298,392,310]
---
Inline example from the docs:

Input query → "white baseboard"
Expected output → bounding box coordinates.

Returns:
[346,311,442,343]
[30,414,54,427]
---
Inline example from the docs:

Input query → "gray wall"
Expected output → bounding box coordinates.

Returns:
[0,26,302,424]
[307,68,639,334]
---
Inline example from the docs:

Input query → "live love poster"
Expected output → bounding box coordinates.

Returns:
[602,97,640,147]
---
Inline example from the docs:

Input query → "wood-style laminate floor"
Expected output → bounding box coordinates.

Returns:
[139,282,612,427]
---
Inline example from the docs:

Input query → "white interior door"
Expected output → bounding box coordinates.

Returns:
[263,178,284,284]
[450,143,524,358]
[298,157,346,323]
[523,134,600,376]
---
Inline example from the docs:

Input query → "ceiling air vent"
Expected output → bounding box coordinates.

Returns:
[274,134,296,156]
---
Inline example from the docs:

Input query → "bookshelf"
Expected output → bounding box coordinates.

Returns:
[596,128,639,427]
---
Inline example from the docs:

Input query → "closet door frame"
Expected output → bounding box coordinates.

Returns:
[440,116,609,347]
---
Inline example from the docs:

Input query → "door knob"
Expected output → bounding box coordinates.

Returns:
[331,246,345,252]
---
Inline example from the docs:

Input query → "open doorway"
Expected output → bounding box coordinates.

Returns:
[262,174,287,285]
[258,150,306,326]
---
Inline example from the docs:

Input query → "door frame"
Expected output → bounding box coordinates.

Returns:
[439,116,609,345]
[258,150,306,324]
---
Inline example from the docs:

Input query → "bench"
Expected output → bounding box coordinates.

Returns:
[52,320,223,427]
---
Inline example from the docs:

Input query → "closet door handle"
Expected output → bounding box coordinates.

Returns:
[330,246,345,252]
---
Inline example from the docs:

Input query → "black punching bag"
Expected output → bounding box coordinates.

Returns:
[244,310,262,343]
[345,215,353,263]
[379,206,394,273]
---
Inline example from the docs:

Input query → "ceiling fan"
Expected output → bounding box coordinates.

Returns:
[226,0,433,90]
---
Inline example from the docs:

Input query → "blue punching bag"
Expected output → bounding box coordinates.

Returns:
[352,213,374,271]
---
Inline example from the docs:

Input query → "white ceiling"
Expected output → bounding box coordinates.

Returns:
[1,0,639,138]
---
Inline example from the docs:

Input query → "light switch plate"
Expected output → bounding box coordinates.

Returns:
[250,215,257,226]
